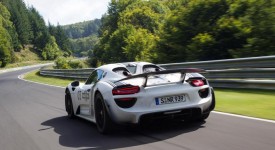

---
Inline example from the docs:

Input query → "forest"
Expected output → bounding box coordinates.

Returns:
[90,0,275,66]
[1,0,274,68]
[0,0,70,67]
[62,19,101,57]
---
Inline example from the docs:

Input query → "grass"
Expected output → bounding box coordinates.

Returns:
[2,61,52,69]
[215,88,275,120]
[23,70,79,87]
[23,71,275,120]
[0,45,52,70]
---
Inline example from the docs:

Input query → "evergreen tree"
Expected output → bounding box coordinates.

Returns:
[0,26,12,67]
[49,23,72,57]
[55,25,71,56]
[42,36,62,60]
[3,0,33,48]
[0,3,13,67]
[28,6,50,52]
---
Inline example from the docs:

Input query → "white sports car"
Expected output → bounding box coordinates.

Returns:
[65,62,215,133]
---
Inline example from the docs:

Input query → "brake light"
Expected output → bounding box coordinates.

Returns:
[190,80,204,87]
[112,86,140,95]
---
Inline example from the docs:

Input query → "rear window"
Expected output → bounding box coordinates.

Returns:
[143,65,162,73]
[125,64,137,74]
[112,67,131,76]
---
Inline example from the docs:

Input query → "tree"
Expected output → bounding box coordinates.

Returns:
[91,0,275,65]
[0,3,13,67]
[91,0,168,66]
[28,6,50,52]
[228,0,275,57]
[0,26,12,67]
[70,35,99,57]
[156,0,230,63]
[49,23,72,57]
[42,36,62,60]
[123,27,158,61]
[4,0,33,47]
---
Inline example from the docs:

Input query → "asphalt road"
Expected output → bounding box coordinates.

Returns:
[1,68,275,150]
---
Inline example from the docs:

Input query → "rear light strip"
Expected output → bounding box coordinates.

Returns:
[112,85,140,95]
[187,77,207,87]
[191,80,204,87]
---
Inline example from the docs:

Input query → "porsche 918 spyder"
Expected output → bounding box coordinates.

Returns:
[65,62,215,133]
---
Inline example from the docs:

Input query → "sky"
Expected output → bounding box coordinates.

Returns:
[23,0,110,25]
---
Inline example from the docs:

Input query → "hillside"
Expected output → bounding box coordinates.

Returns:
[0,0,71,68]
[4,45,45,68]
[62,19,101,39]
[62,19,101,57]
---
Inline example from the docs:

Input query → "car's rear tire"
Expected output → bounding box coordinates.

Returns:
[65,93,75,118]
[95,93,113,134]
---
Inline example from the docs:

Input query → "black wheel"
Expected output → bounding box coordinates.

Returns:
[65,93,75,118]
[95,93,113,134]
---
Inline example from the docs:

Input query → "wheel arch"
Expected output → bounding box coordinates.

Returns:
[65,87,69,94]
[94,89,113,121]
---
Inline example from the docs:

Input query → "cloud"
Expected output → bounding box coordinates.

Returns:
[24,0,110,25]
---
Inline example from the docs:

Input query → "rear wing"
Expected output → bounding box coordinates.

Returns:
[115,68,206,87]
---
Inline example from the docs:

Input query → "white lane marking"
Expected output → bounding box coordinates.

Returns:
[18,71,65,89]
[18,71,275,124]
[213,111,275,124]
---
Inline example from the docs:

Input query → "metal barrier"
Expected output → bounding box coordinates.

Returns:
[159,55,275,70]
[205,68,275,79]
[40,56,275,89]
[209,79,275,90]
[40,68,275,80]
[40,68,94,79]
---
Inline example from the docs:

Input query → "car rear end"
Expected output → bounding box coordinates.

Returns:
[105,69,215,124]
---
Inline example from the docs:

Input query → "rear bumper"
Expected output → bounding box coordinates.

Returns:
[139,108,202,124]
[140,91,215,124]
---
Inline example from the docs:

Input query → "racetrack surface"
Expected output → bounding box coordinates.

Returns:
[1,68,275,150]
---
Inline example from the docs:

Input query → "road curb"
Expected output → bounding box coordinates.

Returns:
[18,70,65,89]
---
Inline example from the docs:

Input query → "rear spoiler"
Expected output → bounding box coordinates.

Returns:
[115,68,206,87]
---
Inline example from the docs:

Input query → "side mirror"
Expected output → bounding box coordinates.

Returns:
[71,81,80,87]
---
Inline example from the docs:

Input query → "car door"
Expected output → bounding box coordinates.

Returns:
[80,69,104,116]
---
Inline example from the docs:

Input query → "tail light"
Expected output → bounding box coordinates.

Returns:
[112,85,140,95]
[189,79,204,87]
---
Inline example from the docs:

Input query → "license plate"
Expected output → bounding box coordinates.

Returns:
[155,95,186,105]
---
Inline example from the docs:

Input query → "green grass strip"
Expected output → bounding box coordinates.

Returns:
[215,88,275,120]
[24,70,78,87]
[23,70,275,120]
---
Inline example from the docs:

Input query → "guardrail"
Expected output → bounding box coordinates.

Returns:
[205,68,275,79]
[40,55,275,89]
[209,79,275,90]
[40,68,94,79]
[159,55,275,70]
[40,68,275,80]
